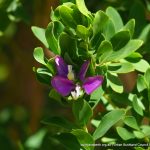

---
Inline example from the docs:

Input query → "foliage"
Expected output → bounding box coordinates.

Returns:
[31,0,150,149]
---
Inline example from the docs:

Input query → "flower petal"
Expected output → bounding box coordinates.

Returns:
[83,76,103,95]
[55,56,68,77]
[51,76,75,96]
[78,60,90,81]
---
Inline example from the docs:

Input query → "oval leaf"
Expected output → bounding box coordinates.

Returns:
[124,116,140,130]
[33,47,46,65]
[45,22,61,54]
[72,99,93,126]
[72,129,94,150]
[76,0,92,20]
[110,30,130,51]
[106,7,123,32]
[93,109,125,140]
[116,127,135,140]
[31,26,48,47]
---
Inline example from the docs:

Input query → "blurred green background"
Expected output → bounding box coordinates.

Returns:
[0,0,150,149]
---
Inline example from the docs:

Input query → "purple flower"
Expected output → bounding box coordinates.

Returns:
[51,56,103,98]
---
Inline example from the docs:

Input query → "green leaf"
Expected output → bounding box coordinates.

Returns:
[125,52,142,63]
[45,21,63,54]
[36,68,52,77]
[25,129,46,149]
[108,62,134,74]
[46,58,56,75]
[106,7,123,32]
[89,87,104,108]
[132,95,144,116]
[76,0,92,20]
[72,99,93,126]
[90,32,105,50]
[55,133,81,150]
[138,24,150,42]
[72,129,94,150]
[107,72,123,93]
[59,5,76,28]
[99,40,143,63]
[93,109,125,140]
[111,39,143,61]
[93,10,109,35]
[123,19,135,37]
[97,40,113,58]
[110,30,130,51]
[124,116,140,130]
[33,67,51,85]
[144,68,150,89]
[33,47,46,65]
[91,119,101,128]
[129,0,146,36]
[116,127,135,140]
[41,116,76,130]
[76,25,92,39]
[133,131,145,139]
[133,59,150,73]
[141,125,150,137]
[137,75,147,92]
[102,19,115,40]
[31,26,48,48]
[59,32,77,59]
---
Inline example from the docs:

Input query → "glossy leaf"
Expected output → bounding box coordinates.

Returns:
[59,5,76,28]
[33,47,46,65]
[132,95,144,116]
[124,116,140,130]
[25,129,47,149]
[99,40,143,63]
[76,25,92,39]
[33,67,51,85]
[137,75,147,92]
[110,30,130,51]
[107,72,123,93]
[125,52,142,63]
[108,62,134,74]
[133,59,149,73]
[133,131,145,139]
[97,40,113,58]
[59,32,77,59]
[138,24,150,42]
[45,21,63,54]
[102,19,115,40]
[72,129,94,150]
[144,68,150,89]
[116,127,135,140]
[89,86,104,108]
[141,125,150,137]
[72,99,93,126]
[129,0,146,36]
[76,0,92,20]
[31,26,48,48]
[93,109,125,140]
[123,19,135,37]
[106,7,123,32]
[93,10,109,35]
